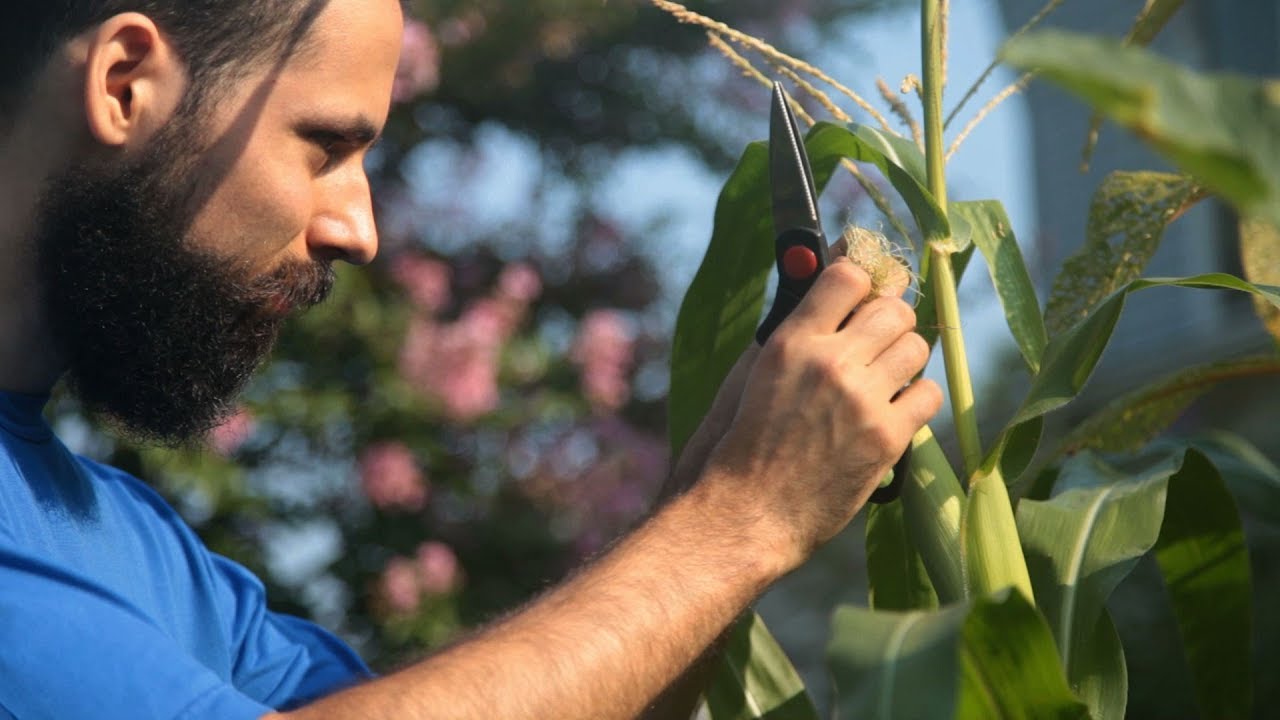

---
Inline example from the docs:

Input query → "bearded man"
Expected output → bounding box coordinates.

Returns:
[0,1,942,717]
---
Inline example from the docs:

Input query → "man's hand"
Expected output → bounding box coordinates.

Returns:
[701,256,941,572]
[272,257,940,720]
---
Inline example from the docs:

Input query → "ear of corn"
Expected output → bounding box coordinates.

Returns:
[962,466,1035,604]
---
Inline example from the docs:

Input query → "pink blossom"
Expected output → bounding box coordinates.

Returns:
[208,407,254,456]
[391,254,452,313]
[359,442,428,511]
[393,19,440,102]
[438,11,488,47]
[497,263,542,304]
[570,310,635,412]
[378,557,421,613]
[416,541,461,595]
[398,269,539,422]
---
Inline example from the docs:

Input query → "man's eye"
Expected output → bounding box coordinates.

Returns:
[307,132,348,170]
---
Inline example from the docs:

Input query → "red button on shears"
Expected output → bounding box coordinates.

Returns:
[782,245,819,280]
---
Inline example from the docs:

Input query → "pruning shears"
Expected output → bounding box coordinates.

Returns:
[756,81,908,504]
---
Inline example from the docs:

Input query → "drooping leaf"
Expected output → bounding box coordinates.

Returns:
[1239,216,1280,345]
[952,200,1046,373]
[1016,452,1173,718]
[866,502,939,611]
[955,591,1091,720]
[1081,0,1188,167]
[828,591,1087,720]
[1015,448,1252,718]
[1003,31,1280,230]
[706,613,821,720]
[807,122,950,245]
[1057,355,1280,455]
[1179,431,1280,526]
[986,274,1280,482]
[1044,171,1205,336]
[1069,608,1128,720]
[1153,449,1252,719]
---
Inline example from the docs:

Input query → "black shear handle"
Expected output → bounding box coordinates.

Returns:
[755,227,829,345]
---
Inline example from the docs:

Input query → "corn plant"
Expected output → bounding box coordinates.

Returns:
[657,0,1280,717]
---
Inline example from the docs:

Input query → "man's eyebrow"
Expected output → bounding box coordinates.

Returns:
[295,116,382,146]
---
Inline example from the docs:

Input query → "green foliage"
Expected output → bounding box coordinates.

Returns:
[1016,448,1253,719]
[1003,30,1280,230]
[866,502,938,611]
[706,613,821,720]
[828,590,1087,720]
[1153,449,1253,719]
[1240,217,1280,344]
[1058,355,1280,455]
[952,200,1045,373]
[1043,171,1205,337]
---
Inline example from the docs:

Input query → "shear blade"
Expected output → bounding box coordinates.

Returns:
[769,81,823,237]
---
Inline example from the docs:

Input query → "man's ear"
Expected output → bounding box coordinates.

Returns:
[82,12,186,148]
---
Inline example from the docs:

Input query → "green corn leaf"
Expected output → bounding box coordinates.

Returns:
[1003,31,1280,230]
[1152,449,1252,719]
[901,426,967,604]
[807,122,950,244]
[866,501,939,611]
[952,200,1046,373]
[1069,608,1127,720]
[1044,172,1205,337]
[667,141,772,459]
[828,590,1088,720]
[1016,452,1169,719]
[706,613,821,720]
[1058,355,1280,455]
[1080,0,1188,167]
[850,123,930,189]
[1016,448,1251,719]
[986,274,1280,483]
[1178,431,1280,526]
[1240,217,1280,345]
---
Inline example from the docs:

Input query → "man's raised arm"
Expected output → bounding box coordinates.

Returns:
[270,260,942,720]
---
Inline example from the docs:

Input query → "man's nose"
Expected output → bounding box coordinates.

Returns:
[307,170,379,265]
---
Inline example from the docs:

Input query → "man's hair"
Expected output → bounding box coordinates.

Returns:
[1,1,328,122]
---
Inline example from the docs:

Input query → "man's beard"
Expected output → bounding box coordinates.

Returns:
[33,117,334,446]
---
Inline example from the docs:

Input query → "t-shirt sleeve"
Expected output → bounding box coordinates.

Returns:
[209,553,374,710]
[0,546,272,720]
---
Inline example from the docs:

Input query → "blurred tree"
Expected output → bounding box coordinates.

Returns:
[50,0,903,670]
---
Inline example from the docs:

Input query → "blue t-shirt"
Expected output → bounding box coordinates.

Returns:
[0,391,371,719]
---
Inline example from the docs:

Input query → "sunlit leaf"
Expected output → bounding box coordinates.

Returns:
[706,613,821,720]
[952,200,1046,373]
[1153,449,1252,719]
[1239,216,1280,345]
[808,122,950,245]
[1016,452,1171,718]
[1069,608,1127,720]
[1057,355,1280,455]
[1003,31,1280,229]
[1081,0,1188,167]
[1044,172,1205,336]
[867,502,939,611]
[828,591,1087,720]
[1017,448,1252,719]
